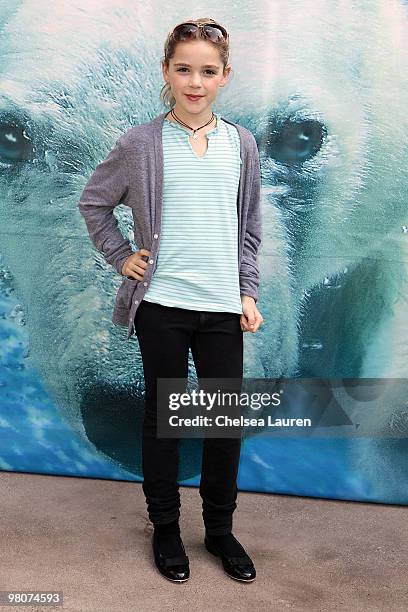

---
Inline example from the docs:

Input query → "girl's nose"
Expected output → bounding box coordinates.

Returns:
[189,76,202,86]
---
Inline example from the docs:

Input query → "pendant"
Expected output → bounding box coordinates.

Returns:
[193,132,198,139]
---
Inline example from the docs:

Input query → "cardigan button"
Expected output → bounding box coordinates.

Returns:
[149,259,154,264]
[153,234,159,239]
[143,282,148,287]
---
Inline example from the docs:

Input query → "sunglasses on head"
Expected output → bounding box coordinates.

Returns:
[171,22,229,43]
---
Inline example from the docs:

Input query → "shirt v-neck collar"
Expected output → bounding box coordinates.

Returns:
[163,111,223,138]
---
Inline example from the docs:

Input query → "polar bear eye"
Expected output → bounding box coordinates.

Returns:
[0,122,32,163]
[265,119,326,165]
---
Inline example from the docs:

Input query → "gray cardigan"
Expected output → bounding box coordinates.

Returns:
[78,111,262,340]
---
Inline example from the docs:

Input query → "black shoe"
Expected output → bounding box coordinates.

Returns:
[204,533,256,582]
[152,530,190,582]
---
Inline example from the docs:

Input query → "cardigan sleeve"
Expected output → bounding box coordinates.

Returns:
[239,134,262,303]
[78,136,134,276]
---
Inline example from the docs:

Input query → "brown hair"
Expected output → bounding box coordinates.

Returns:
[160,17,230,108]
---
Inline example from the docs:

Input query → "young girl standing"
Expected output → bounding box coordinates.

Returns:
[79,17,263,584]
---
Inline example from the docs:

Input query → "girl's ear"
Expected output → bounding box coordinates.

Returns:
[161,60,169,82]
[221,64,232,86]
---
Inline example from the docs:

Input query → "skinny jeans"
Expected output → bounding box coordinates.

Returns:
[134,298,243,536]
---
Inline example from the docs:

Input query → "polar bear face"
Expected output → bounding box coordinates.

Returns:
[0,1,296,474]
[1,0,407,484]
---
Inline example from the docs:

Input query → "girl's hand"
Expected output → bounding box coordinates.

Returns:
[121,248,152,280]
[240,296,264,333]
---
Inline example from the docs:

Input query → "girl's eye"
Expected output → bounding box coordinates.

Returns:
[176,68,216,75]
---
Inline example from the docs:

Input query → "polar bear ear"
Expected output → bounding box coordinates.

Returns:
[78,136,133,275]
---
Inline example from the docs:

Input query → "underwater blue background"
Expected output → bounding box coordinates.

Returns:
[1,0,407,505]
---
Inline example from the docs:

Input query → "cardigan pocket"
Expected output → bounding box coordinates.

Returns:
[116,277,140,311]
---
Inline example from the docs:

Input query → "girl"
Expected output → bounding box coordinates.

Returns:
[79,17,263,583]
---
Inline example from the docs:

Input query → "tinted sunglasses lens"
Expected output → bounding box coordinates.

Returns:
[203,25,227,42]
[173,24,198,40]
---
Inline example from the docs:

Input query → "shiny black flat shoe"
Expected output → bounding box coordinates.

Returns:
[152,531,190,583]
[204,534,256,582]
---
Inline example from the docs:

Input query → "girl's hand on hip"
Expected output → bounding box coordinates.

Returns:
[240,296,264,333]
[121,248,152,280]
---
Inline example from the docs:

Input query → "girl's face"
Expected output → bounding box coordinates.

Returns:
[162,39,231,117]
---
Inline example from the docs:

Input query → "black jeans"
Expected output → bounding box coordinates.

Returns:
[134,298,244,536]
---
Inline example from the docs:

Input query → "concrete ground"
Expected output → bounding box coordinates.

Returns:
[0,471,407,612]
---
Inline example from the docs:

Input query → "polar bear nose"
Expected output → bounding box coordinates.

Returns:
[80,382,145,473]
[0,120,33,162]
[260,118,327,166]
[79,381,203,479]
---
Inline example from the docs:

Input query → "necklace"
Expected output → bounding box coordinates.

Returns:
[169,108,216,140]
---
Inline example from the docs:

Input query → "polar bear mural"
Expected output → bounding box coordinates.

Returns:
[0,0,407,499]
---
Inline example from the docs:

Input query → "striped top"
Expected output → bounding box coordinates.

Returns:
[142,112,243,314]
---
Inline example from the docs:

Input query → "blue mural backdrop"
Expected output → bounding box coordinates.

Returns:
[0,0,407,504]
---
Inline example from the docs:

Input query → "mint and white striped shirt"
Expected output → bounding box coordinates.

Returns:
[143,112,243,314]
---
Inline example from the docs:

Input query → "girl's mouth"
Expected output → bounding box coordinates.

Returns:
[185,94,203,101]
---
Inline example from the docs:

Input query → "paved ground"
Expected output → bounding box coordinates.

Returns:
[0,471,407,611]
